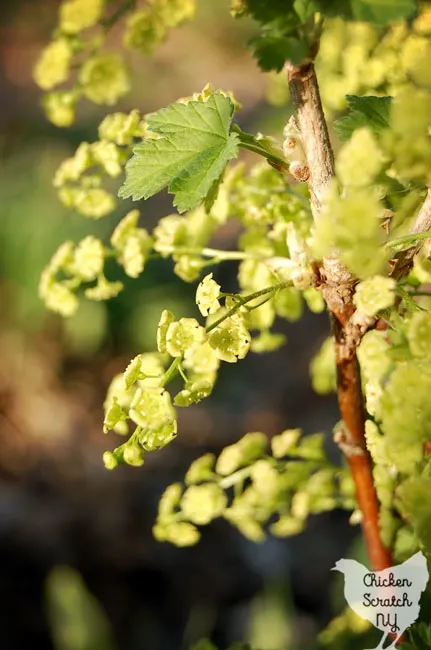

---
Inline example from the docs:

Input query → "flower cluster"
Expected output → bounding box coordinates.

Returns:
[153,429,355,545]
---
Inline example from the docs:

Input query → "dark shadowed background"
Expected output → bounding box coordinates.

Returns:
[0,2,362,649]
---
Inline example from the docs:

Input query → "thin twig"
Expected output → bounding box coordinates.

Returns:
[206,282,288,333]
[101,0,136,31]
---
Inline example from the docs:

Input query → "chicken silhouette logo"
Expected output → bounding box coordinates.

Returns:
[332,551,429,649]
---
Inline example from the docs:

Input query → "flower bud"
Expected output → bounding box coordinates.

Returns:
[289,161,310,182]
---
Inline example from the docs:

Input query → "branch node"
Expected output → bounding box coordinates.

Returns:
[334,422,367,458]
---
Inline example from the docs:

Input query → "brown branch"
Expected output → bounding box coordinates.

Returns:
[286,61,393,571]
[332,316,393,571]
[286,62,334,217]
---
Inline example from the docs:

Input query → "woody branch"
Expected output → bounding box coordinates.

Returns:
[285,59,393,572]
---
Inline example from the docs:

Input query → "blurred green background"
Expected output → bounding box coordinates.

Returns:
[0,2,365,649]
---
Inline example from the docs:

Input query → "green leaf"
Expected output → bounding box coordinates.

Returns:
[252,32,310,71]
[244,0,296,23]
[350,0,418,24]
[313,0,353,17]
[294,0,320,21]
[119,93,239,213]
[242,1,311,71]
[334,95,392,141]
[233,125,287,167]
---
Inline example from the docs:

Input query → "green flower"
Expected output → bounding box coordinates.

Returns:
[33,39,72,90]
[80,53,130,105]
[380,360,431,472]
[158,0,196,27]
[250,460,279,498]
[251,330,286,353]
[310,337,336,395]
[358,330,392,381]
[111,210,141,249]
[54,143,92,187]
[74,188,116,218]
[130,387,177,450]
[103,398,127,433]
[216,432,267,475]
[274,287,303,321]
[173,255,206,282]
[47,241,76,274]
[196,273,221,316]
[157,310,175,354]
[42,91,77,127]
[208,316,250,363]
[103,451,118,470]
[271,429,301,458]
[73,236,105,281]
[165,318,206,357]
[408,311,431,359]
[354,276,396,317]
[183,341,220,374]
[98,110,143,145]
[313,181,387,279]
[224,508,265,542]
[123,355,144,390]
[85,276,123,300]
[123,440,145,467]
[153,215,188,254]
[336,128,384,188]
[174,379,213,406]
[181,483,227,525]
[303,287,325,313]
[39,274,79,317]
[60,0,105,34]
[185,453,216,485]
[123,8,166,53]
[91,140,122,177]
[139,353,166,388]
[158,483,182,519]
[270,516,304,537]
[121,230,153,278]
[154,521,200,546]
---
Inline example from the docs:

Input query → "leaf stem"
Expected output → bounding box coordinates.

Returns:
[232,125,289,169]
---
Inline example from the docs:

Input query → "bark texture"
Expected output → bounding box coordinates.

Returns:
[286,61,394,571]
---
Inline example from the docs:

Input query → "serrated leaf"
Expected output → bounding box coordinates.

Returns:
[334,95,392,141]
[251,32,310,71]
[204,174,223,213]
[245,0,296,23]
[294,0,320,21]
[119,93,239,213]
[350,0,417,25]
